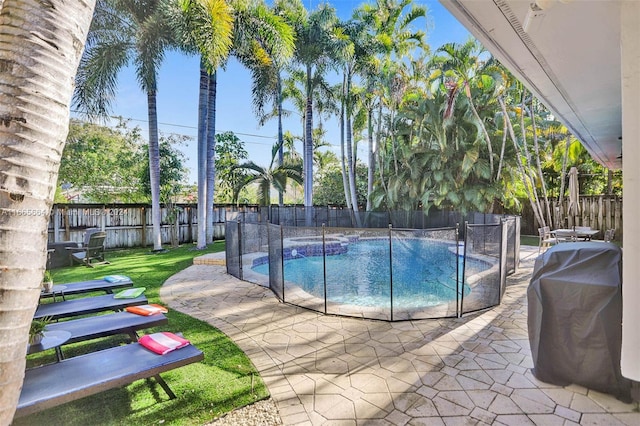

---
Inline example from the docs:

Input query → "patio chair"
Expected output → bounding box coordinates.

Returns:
[68,231,109,267]
[604,229,616,242]
[80,227,101,247]
[554,229,577,243]
[538,226,557,253]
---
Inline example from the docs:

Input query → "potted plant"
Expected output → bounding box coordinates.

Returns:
[29,318,50,345]
[42,270,53,293]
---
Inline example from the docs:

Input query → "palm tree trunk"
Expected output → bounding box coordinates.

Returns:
[277,73,284,206]
[304,64,314,225]
[339,76,352,210]
[345,71,360,226]
[366,105,375,211]
[558,134,571,227]
[148,91,163,250]
[375,102,390,209]
[495,115,508,181]
[467,94,495,177]
[0,0,95,421]
[528,101,552,227]
[498,97,545,227]
[519,93,545,227]
[196,61,207,249]
[205,71,217,243]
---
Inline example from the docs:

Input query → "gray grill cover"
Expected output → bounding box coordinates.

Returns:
[527,242,631,400]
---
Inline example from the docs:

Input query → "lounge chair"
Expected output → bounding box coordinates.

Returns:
[68,231,109,267]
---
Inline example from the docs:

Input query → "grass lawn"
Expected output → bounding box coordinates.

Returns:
[16,241,269,426]
[520,235,539,247]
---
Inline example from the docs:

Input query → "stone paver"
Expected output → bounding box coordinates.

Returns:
[160,248,639,425]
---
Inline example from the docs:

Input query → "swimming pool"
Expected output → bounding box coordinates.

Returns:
[252,237,490,311]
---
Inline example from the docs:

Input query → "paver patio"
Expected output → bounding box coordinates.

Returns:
[160,246,639,425]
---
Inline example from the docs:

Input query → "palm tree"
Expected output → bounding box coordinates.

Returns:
[241,0,296,206]
[429,40,496,179]
[335,18,371,221]
[288,2,340,221]
[232,142,303,206]
[74,0,172,251]
[168,0,233,248]
[172,0,293,246]
[355,0,427,211]
[0,0,95,420]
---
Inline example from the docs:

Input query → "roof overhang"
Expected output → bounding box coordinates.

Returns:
[440,0,622,169]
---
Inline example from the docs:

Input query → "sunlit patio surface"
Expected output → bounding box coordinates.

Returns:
[161,246,639,425]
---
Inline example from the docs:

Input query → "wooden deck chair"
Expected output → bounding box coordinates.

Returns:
[80,227,101,247]
[68,231,109,267]
[604,229,616,242]
[538,226,557,253]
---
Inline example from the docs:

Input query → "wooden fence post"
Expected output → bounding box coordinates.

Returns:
[141,206,146,247]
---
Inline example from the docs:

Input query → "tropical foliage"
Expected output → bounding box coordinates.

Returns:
[59,119,145,203]
[232,141,303,206]
[59,120,190,204]
[71,0,621,227]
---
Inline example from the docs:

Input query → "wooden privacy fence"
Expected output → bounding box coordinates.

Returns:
[48,204,261,249]
[520,195,622,239]
[50,196,621,248]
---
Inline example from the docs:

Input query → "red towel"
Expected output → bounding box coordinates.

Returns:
[138,332,190,355]
[125,304,168,316]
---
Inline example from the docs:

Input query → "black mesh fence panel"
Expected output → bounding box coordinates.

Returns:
[504,217,517,274]
[268,224,284,301]
[235,223,270,286]
[331,208,353,227]
[360,211,389,228]
[225,210,515,321]
[280,226,327,311]
[312,207,329,227]
[240,223,268,254]
[391,228,459,320]
[225,221,241,279]
[323,227,392,320]
[461,223,503,315]
[499,220,508,301]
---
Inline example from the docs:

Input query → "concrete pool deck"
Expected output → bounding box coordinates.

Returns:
[161,246,639,425]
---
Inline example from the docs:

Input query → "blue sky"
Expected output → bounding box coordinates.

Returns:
[104,0,471,184]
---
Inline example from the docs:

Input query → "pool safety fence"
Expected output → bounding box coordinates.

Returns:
[227,218,516,321]
[228,206,520,233]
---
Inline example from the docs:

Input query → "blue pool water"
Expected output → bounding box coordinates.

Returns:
[252,238,491,309]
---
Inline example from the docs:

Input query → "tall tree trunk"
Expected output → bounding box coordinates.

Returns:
[205,71,216,243]
[196,61,207,249]
[304,64,314,225]
[375,102,390,210]
[466,89,494,177]
[498,97,545,227]
[345,70,360,226]
[558,134,571,227]
[528,101,552,227]
[0,0,95,421]
[147,90,163,251]
[519,92,545,228]
[277,73,284,206]
[495,115,508,181]
[366,105,375,211]
[339,75,352,210]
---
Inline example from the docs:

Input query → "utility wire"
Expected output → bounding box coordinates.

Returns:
[71,109,279,141]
